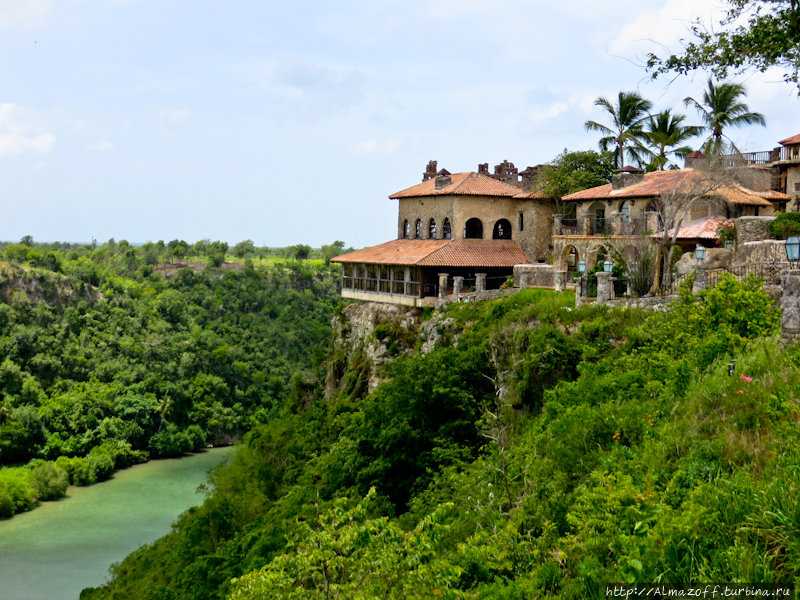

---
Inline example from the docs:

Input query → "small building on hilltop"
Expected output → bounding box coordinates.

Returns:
[332,160,558,306]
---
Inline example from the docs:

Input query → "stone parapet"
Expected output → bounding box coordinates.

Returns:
[514,263,554,289]
[781,270,800,345]
[596,271,612,304]
[736,216,775,244]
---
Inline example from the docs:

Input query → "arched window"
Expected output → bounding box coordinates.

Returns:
[402,220,410,239]
[442,218,452,239]
[428,219,437,239]
[620,201,631,224]
[415,219,422,238]
[464,218,483,239]
[565,245,579,272]
[493,219,512,239]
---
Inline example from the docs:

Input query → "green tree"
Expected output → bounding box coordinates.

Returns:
[538,149,615,201]
[647,0,800,94]
[229,488,465,600]
[584,91,653,168]
[320,240,345,265]
[642,109,704,170]
[233,239,255,259]
[684,79,766,155]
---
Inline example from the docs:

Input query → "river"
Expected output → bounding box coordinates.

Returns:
[0,446,235,600]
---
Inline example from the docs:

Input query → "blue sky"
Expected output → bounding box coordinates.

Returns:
[1,0,798,248]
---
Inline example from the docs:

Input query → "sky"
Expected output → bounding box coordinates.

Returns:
[1,0,798,248]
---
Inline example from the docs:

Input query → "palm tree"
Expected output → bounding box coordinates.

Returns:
[643,109,704,170]
[684,79,766,156]
[584,91,653,168]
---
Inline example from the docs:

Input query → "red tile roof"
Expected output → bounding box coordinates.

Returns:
[656,216,727,240]
[778,133,800,146]
[389,172,523,199]
[331,239,528,268]
[562,168,785,206]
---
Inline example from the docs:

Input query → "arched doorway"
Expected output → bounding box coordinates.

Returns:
[464,218,483,239]
[588,201,606,235]
[492,219,512,239]
[562,245,579,272]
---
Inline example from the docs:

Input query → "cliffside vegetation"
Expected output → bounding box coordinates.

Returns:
[0,239,340,518]
[80,274,799,599]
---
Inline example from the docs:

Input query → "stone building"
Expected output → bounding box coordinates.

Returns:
[737,133,800,211]
[332,160,557,306]
[552,163,789,273]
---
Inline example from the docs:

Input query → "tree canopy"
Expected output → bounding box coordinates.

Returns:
[647,0,800,95]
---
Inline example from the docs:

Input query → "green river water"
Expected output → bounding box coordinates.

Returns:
[0,446,235,600]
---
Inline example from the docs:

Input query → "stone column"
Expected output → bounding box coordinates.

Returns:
[596,271,613,304]
[691,266,708,295]
[438,273,449,299]
[404,266,411,296]
[554,270,567,292]
[575,276,583,307]
[580,216,592,236]
[781,270,800,346]
[608,212,623,236]
[553,215,563,236]
[475,273,487,292]
[453,276,464,300]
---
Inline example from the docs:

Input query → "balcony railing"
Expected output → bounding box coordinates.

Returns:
[587,218,607,235]
[561,218,579,235]
[734,146,800,166]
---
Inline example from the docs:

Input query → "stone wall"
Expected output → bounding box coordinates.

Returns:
[735,216,775,243]
[513,263,554,288]
[433,287,518,308]
[732,239,788,266]
[608,295,674,311]
[781,270,800,345]
[398,196,455,240]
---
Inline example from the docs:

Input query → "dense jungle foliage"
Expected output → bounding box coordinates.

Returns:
[0,239,341,518]
[80,274,800,599]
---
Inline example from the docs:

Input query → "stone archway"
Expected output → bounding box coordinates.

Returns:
[492,218,512,239]
[561,244,579,272]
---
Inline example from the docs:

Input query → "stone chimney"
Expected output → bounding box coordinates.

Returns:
[422,160,438,182]
[492,160,519,185]
[478,163,489,175]
[435,171,452,190]
[683,150,708,170]
[611,165,645,190]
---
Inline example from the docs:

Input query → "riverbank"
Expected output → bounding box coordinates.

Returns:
[0,446,234,600]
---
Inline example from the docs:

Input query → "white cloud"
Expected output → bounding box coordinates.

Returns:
[349,139,400,154]
[529,102,569,124]
[89,141,114,152]
[158,109,190,125]
[0,0,53,28]
[608,0,724,60]
[0,103,56,156]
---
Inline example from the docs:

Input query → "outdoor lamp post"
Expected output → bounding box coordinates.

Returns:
[603,260,613,272]
[786,236,800,264]
[695,245,706,261]
[577,260,586,273]
[724,240,734,250]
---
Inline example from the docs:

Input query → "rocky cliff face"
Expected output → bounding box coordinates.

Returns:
[325,302,423,398]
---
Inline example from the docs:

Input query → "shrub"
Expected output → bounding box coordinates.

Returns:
[769,212,800,239]
[29,461,69,500]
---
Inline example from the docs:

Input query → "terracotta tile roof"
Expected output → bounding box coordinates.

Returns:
[331,239,450,265]
[656,216,727,240]
[331,239,527,268]
[418,239,528,267]
[778,133,800,146]
[562,168,784,207]
[389,172,522,199]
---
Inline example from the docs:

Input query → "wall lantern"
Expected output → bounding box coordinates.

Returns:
[603,260,613,272]
[786,236,800,263]
[695,245,706,261]
[724,240,734,250]
[577,260,586,273]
